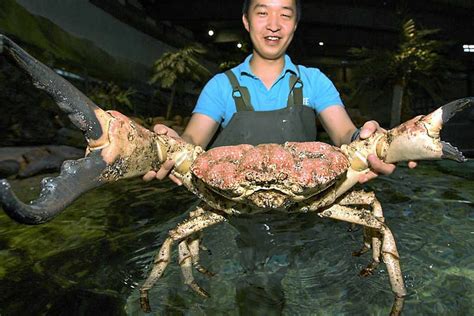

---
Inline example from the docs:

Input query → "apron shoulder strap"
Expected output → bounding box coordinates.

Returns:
[287,65,304,107]
[224,70,254,111]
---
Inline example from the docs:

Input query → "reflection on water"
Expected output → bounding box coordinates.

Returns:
[0,160,473,315]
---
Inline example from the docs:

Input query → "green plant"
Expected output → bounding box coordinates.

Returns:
[349,19,455,126]
[150,45,211,119]
[87,82,136,113]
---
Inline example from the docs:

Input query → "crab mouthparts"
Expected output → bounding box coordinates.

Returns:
[247,190,289,209]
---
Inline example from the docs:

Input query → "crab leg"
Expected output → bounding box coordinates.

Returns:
[0,34,201,224]
[179,218,215,297]
[319,202,405,316]
[186,232,215,276]
[178,238,210,297]
[337,191,384,275]
[140,206,225,312]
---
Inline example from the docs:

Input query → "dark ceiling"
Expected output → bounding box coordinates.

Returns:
[90,0,474,69]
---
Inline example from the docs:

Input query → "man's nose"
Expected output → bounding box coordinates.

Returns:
[266,12,281,32]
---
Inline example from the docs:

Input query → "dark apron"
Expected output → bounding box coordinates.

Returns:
[208,69,320,310]
[210,67,317,148]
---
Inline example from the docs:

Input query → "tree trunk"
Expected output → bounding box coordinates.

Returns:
[166,84,176,120]
[390,84,404,127]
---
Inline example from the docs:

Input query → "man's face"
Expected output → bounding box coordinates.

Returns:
[243,0,298,61]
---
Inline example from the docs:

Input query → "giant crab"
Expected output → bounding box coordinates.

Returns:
[0,34,472,315]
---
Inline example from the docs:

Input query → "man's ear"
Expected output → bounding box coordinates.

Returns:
[242,14,250,32]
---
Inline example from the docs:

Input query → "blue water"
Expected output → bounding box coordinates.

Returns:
[1,160,473,315]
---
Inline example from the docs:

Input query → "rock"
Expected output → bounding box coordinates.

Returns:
[54,127,87,148]
[0,145,84,178]
[19,146,84,178]
[468,108,474,122]
[22,147,51,162]
[0,159,20,178]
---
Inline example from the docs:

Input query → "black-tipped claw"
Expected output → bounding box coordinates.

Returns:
[440,97,474,123]
[0,33,104,141]
[441,142,466,162]
[0,151,107,224]
[0,35,116,224]
[439,97,473,162]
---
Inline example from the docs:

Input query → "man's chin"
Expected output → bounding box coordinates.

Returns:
[254,50,285,61]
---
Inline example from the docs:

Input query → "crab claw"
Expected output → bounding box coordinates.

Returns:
[379,98,473,164]
[0,152,106,224]
[0,34,197,224]
[0,34,105,141]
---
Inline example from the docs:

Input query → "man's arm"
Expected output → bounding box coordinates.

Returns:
[318,105,357,146]
[180,113,220,148]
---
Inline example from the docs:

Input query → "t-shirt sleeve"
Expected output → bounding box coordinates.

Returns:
[193,74,227,124]
[310,69,344,113]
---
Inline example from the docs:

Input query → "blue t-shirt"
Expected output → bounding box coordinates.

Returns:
[193,54,343,127]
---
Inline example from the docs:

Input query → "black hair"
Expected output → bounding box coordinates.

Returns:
[242,0,301,23]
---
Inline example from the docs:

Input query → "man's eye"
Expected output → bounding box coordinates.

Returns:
[257,11,267,16]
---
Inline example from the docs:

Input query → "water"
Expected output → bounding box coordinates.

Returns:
[0,160,473,315]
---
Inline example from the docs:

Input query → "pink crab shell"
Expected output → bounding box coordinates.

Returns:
[191,142,350,195]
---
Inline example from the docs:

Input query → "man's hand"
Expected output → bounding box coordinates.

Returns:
[142,124,183,185]
[357,121,417,183]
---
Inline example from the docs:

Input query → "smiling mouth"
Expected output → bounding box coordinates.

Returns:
[264,36,281,42]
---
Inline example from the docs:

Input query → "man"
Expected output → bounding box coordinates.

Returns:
[144,0,413,183]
